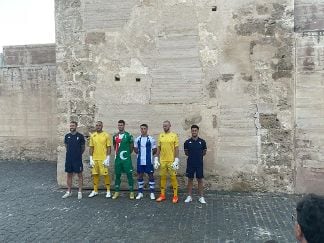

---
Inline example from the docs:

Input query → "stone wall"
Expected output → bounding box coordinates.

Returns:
[3,44,56,66]
[0,44,57,161]
[55,0,297,192]
[294,0,324,194]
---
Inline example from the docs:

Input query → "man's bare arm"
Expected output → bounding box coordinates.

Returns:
[175,146,179,158]
[107,146,111,156]
[89,147,94,156]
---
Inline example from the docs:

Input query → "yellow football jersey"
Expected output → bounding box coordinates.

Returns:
[158,132,179,162]
[89,131,111,160]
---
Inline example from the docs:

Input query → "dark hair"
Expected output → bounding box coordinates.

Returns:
[296,194,324,243]
[96,121,103,125]
[70,121,78,126]
[118,120,125,125]
[191,124,199,130]
[140,124,148,128]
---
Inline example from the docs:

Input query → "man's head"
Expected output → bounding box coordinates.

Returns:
[140,124,148,136]
[162,120,171,133]
[70,121,78,133]
[191,124,199,138]
[95,121,103,132]
[118,120,125,133]
[295,194,324,243]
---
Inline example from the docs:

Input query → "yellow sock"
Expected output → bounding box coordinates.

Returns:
[170,175,178,197]
[93,174,99,192]
[104,175,110,191]
[160,175,167,195]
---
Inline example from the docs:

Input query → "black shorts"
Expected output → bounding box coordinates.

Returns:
[65,160,83,173]
[186,164,203,179]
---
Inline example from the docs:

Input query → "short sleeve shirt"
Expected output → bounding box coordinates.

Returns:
[89,131,111,160]
[64,132,85,163]
[158,132,179,162]
[134,135,157,165]
[184,137,207,166]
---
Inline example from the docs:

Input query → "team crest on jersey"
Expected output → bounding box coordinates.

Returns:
[119,151,128,160]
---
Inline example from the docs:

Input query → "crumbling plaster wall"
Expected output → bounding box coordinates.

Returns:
[56,0,295,192]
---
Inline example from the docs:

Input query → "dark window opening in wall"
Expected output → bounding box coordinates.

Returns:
[115,74,120,81]
[136,78,141,82]
[212,6,217,11]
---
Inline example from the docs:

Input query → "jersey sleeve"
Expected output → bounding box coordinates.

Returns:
[89,134,94,147]
[106,133,111,147]
[64,135,68,144]
[202,139,207,150]
[80,134,85,146]
[134,136,139,148]
[151,137,157,149]
[184,140,188,150]
[175,134,179,147]
[129,133,134,144]
[158,134,161,147]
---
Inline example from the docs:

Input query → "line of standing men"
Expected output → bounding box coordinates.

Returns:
[62,120,207,204]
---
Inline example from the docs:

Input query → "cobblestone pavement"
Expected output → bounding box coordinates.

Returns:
[0,161,300,243]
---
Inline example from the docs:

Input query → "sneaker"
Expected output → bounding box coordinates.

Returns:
[112,192,119,199]
[88,191,98,198]
[106,191,111,198]
[150,193,155,200]
[130,192,135,200]
[184,195,192,203]
[136,193,143,200]
[62,191,72,199]
[199,197,207,204]
[172,195,179,204]
[156,194,166,202]
[77,192,82,200]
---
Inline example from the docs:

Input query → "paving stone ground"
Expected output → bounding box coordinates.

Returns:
[0,161,300,243]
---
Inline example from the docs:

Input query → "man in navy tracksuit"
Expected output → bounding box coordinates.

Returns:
[184,125,207,204]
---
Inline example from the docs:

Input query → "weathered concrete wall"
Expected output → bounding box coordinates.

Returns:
[55,0,296,192]
[0,44,57,161]
[295,0,324,194]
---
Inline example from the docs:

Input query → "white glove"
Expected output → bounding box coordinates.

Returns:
[89,156,95,168]
[172,157,179,170]
[154,157,160,170]
[103,155,110,167]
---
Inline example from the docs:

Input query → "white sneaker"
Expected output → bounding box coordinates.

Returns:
[136,193,143,200]
[88,191,98,198]
[106,191,111,198]
[199,197,206,204]
[184,195,192,203]
[62,191,72,199]
[150,193,155,200]
[77,192,82,199]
